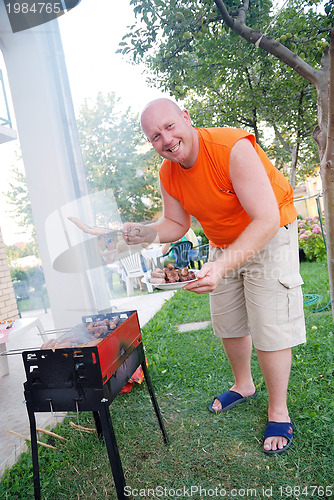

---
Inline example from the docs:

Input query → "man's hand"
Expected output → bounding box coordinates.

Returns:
[123,223,158,245]
[182,261,222,294]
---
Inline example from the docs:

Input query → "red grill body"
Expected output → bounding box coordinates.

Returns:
[23,311,144,412]
[22,310,168,500]
[93,311,142,384]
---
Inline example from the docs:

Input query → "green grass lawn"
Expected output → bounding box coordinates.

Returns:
[1,261,333,499]
[17,290,50,313]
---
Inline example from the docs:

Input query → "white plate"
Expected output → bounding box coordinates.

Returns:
[144,270,198,290]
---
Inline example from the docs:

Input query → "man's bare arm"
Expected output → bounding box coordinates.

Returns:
[123,181,190,245]
[185,138,280,292]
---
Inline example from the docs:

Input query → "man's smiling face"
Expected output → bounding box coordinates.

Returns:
[141,99,199,168]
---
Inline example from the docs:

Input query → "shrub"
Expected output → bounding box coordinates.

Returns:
[298,216,326,262]
[193,227,209,245]
[25,266,45,290]
[10,267,28,282]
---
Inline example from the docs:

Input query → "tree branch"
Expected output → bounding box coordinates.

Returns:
[213,0,320,87]
[272,124,293,153]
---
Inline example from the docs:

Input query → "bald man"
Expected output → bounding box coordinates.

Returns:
[124,98,305,455]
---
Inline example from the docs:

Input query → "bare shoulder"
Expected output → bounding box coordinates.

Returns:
[230,138,257,161]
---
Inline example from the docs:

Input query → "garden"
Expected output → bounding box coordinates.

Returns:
[0,260,333,499]
[10,266,49,315]
[298,215,327,263]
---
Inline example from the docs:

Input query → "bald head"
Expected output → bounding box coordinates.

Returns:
[140,98,198,168]
[141,98,182,115]
[140,98,184,134]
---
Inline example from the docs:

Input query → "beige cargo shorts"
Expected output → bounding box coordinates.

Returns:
[209,220,306,351]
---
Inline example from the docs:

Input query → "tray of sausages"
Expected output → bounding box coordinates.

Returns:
[146,263,197,290]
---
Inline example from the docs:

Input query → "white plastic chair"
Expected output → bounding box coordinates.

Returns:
[119,252,153,296]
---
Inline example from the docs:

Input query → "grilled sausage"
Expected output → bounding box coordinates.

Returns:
[151,268,165,278]
[68,216,107,235]
[149,277,166,284]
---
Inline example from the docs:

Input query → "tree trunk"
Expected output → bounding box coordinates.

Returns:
[290,90,305,190]
[272,124,298,188]
[314,31,334,316]
[320,159,334,315]
[290,145,298,189]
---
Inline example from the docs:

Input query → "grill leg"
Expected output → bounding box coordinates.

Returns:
[141,359,169,444]
[98,403,127,500]
[92,410,103,438]
[26,401,41,500]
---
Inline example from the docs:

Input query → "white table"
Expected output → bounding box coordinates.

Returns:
[0,318,45,377]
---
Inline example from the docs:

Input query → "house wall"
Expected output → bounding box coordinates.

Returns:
[294,172,323,219]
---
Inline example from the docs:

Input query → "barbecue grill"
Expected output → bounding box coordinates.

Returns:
[22,310,168,500]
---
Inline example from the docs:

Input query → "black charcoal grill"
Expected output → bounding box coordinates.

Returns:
[22,310,168,500]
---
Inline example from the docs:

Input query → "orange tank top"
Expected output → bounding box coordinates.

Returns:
[159,127,297,248]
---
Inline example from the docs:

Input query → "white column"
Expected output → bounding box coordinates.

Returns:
[0,1,111,327]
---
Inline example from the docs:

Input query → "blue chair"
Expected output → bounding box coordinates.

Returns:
[158,241,193,269]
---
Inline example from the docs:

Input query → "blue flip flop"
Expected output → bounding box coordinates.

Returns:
[263,421,293,455]
[208,390,257,413]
